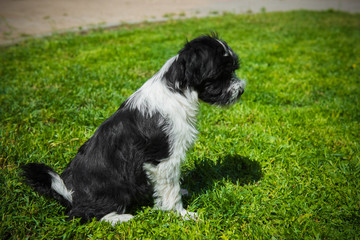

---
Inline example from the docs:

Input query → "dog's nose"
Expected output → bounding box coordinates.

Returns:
[238,87,244,97]
[234,88,244,101]
[239,87,244,95]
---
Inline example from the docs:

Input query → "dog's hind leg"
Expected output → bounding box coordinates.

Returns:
[100,212,134,226]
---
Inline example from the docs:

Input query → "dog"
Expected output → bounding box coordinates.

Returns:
[21,34,246,226]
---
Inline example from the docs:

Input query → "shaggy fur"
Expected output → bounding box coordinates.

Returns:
[22,34,246,225]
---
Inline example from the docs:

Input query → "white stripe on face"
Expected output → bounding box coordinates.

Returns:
[216,39,231,56]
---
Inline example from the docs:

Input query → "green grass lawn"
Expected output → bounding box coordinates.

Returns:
[1,10,359,239]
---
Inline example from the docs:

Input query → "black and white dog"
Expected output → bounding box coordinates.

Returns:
[22,34,246,225]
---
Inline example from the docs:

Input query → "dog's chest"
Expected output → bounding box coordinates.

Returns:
[165,102,198,161]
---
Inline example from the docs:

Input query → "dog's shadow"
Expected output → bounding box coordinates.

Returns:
[182,155,263,195]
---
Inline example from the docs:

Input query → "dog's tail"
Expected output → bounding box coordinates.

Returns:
[21,163,73,207]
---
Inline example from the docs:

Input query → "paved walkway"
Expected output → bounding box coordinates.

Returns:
[1,0,359,45]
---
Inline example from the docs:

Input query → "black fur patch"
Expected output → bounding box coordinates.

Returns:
[21,163,71,208]
[59,105,170,220]
[21,163,54,195]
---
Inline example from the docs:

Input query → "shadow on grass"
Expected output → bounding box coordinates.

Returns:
[182,155,263,195]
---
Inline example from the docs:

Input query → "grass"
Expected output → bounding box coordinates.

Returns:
[1,10,360,239]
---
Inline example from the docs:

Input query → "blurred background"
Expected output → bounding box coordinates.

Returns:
[1,0,359,45]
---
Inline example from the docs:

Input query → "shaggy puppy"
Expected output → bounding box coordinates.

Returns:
[22,34,246,225]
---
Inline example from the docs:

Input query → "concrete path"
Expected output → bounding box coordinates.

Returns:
[1,0,359,45]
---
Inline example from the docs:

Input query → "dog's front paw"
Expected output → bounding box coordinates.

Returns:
[178,209,198,220]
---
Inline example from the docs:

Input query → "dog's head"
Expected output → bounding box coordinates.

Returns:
[165,34,245,105]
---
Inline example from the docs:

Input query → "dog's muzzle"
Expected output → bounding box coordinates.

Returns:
[227,78,246,104]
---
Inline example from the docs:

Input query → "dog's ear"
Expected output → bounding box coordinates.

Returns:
[164,56,186,92]
[165,45,214,93]
[181,47,213,89]
[164,50,204,92]
[183,49,203,87]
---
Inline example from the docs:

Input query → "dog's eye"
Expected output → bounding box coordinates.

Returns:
[233,58,240,70]
[226,61,238,72]
[223,54,239,71]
